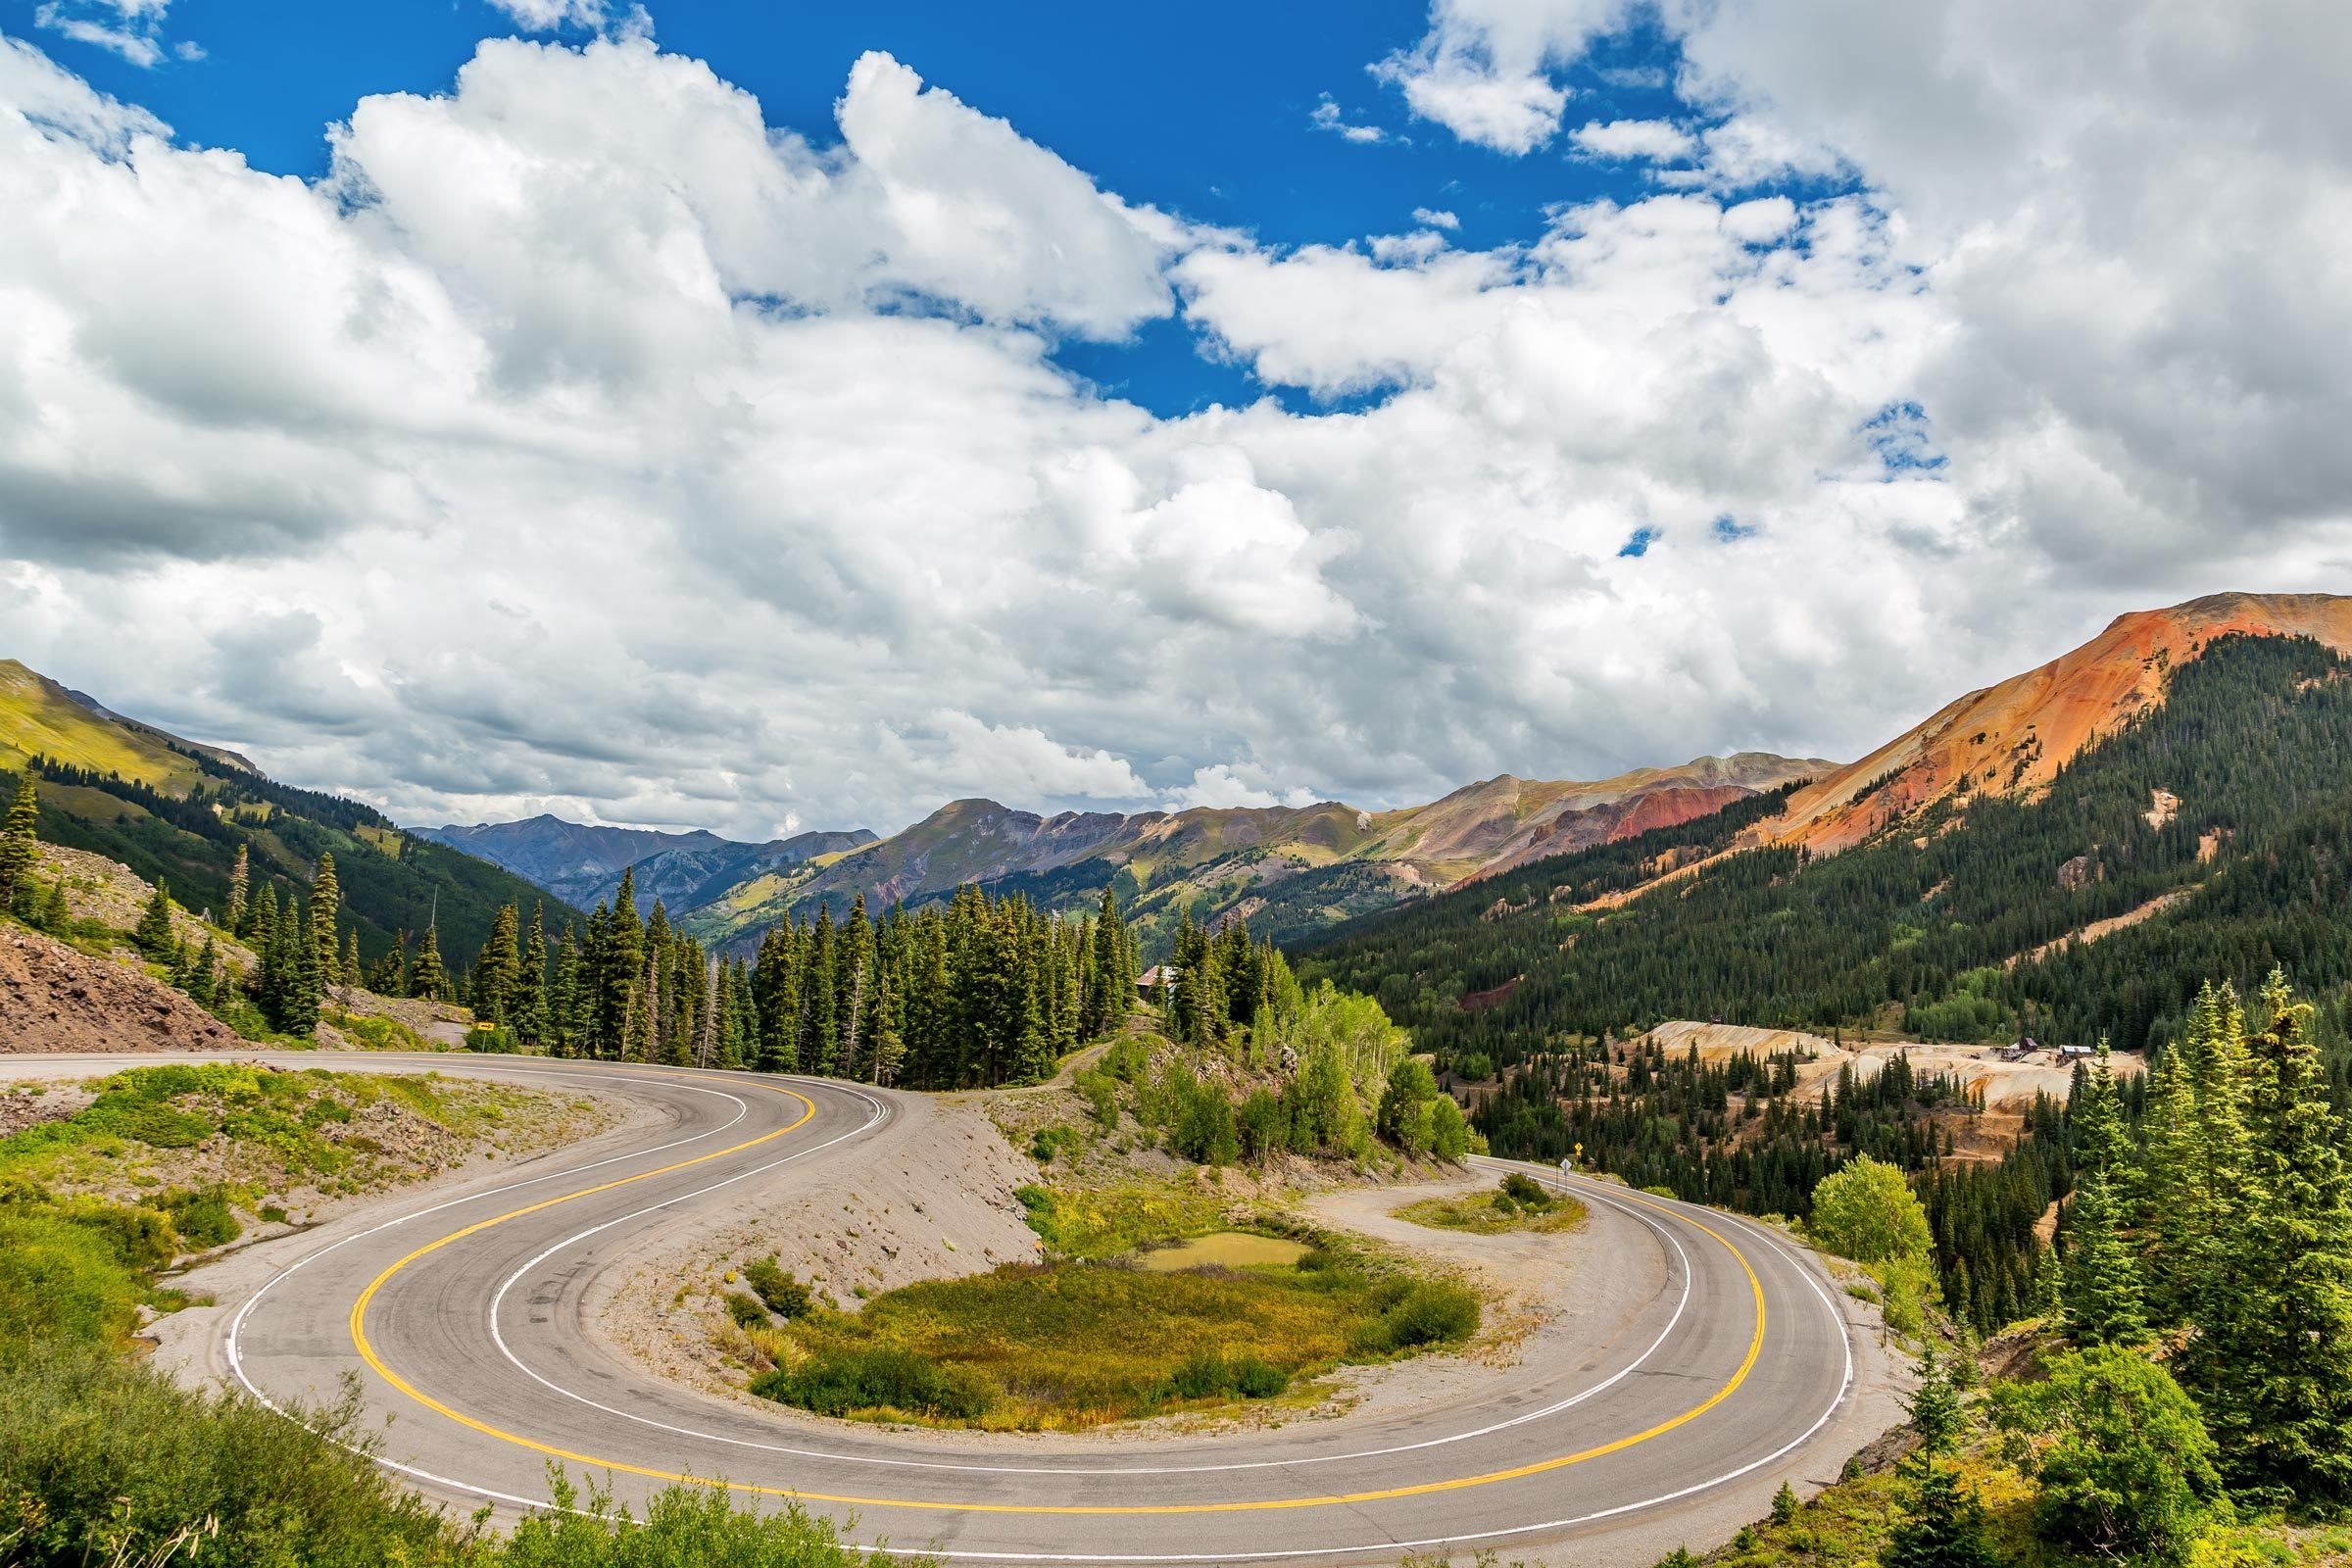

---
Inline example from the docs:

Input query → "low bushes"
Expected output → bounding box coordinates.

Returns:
[750,1242,1479,1430]
[743,1256,812,1319]
[0,1210,146,1348]
[752,1348,998,1422]
[1395,1175,1589,1236]
[1352,1279,1481,1354]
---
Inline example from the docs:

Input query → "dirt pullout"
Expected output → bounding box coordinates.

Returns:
[0,925,243,1053]
[590,1091,1047,1402]
[324,984,474,1049]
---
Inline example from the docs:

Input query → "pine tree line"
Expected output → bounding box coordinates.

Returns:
[2054,974,2352,1506]
[435,877,1142,1087]
[1301,633,2352,1068]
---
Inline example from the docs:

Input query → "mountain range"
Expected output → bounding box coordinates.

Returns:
[17,589,2343,987]
[415,816,877,917]
[421,752,1831,956]
[1298,589,2352,1064]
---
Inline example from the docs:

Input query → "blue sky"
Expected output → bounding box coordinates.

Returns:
[18,0,1693,416]
[2,0,2343,836]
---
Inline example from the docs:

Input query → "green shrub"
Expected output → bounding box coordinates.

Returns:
[158,1187,241,1250]
[1029,1124,1083,1165]
[0,1341,467,1566]
[1992,1346,2225,1565]
[0,1213,145,1347]
[1073,1069,1120,1130]
[724,1292,769,1329]
[743,1257,811,1320]
[1354,1280,1479,1353]
[1807,1155,1934,1266]
[501,1468,919,1567]
[1236,1088,1285,1162]
[1159,1349,1289,1402]
[753,1348,998,1422]
[1164,1064,1239,1166]
[1499,1172,1553,1209]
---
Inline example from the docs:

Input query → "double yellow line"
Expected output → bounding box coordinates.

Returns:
[348,1072,1766,1514]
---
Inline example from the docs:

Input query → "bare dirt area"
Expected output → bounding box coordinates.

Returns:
[0,924,243,1053]
[322,985,474,1049]
[1638,1019,2136,1112]
[592,1090,1050,1402]
[2007,888,2195,969]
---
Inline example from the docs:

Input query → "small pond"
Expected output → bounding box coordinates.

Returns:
[1132,1232,1312,1272]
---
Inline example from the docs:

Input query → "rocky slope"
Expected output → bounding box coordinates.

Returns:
[0,923,242,1053]
[1757,592,2352,856]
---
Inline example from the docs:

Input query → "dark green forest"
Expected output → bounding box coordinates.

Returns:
[7,749,566,965]
[1299,633,2352,1065]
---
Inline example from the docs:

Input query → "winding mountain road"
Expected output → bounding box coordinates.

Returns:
[39,1053,1896,1565]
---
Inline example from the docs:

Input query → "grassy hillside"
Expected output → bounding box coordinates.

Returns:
[1298,631,2352,1068]
[0,660,206,789]
[0,662,575,964]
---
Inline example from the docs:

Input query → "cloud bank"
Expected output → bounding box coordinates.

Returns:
[2,6,2347,839]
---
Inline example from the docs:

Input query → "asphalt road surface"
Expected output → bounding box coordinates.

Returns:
[41,1053,1886,1565]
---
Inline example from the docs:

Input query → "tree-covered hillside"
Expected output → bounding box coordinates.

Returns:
[7,749,570,967]
[1298,632,2352,1068]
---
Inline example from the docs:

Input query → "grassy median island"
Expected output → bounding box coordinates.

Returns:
[743,1232,1480,1431]
[1395,1172,1588,1236]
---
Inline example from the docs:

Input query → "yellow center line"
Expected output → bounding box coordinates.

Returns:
[349,1081,1767,1515]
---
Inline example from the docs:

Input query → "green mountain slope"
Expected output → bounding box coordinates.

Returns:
[1298,628,2352,1068]
[0,661,574,964]
[678,755,1828,959]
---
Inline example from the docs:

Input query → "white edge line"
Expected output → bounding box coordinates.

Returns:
[216,1063,1860,1564]
[478,1151,1694,1477]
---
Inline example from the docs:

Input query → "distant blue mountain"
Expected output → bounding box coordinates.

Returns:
[416,813,876,916]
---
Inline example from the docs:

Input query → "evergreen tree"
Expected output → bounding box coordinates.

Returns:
[37,873,68,932]
[472,903,521,1025]
[307,853,341,994]
[248,883,280,1004]
[341,928,363,989]
[265,896,318,1034]
[365,930,408,997]
[0,772,39,915]
[2062,1171,2148,1346]
[2188,969,2352,1504]
[186,934,219,1007]
[550,926,583,1056]
[1881,1466,2003,1568]
[223,842,249,934]
[622,947,657,1062]
[411,919,449,1003]
[134,878,176,958]
[517,904,550,1047]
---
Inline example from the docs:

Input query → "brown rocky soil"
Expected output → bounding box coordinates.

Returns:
[0,924,243,1053]
[1759,591,2352,857]
[594,1090,1048,1401]
[32,845,259,974]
